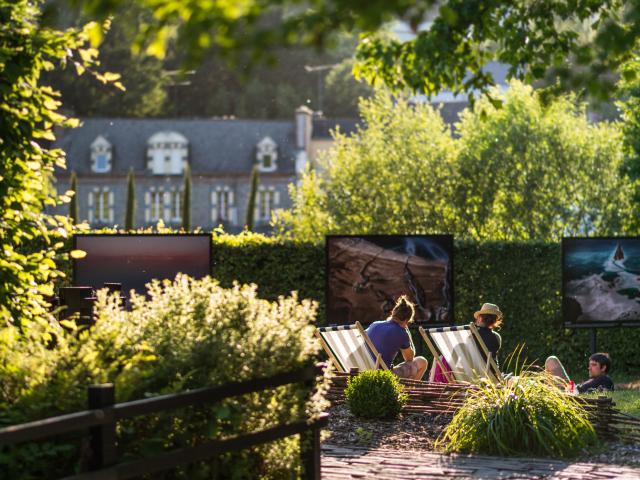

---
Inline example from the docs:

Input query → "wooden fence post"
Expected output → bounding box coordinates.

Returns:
[88,384,117,471]
[300,423,322,480]
[300,363,326,480]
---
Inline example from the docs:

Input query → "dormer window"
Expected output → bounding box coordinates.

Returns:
[147,131,189,175]
[256,136,278,172]
[90,135,112,173]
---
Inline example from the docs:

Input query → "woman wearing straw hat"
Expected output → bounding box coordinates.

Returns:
[429,302,504,382]
[473,303,503,366]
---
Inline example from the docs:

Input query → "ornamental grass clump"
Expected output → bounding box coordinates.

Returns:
[437,371,597,458]
[345,369,407,419]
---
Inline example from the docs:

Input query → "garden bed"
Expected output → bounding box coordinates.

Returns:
[323,404,448,451]
[323,405,640,467]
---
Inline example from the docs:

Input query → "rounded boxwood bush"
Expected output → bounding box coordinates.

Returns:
[437,372,597,458]
[345,369,407,419]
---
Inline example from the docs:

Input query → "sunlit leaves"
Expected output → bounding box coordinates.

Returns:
[278,90,458,241]
[281,82,634,242]
[616,51,640,231]
[0,0,106,329]
[69,249,87,259]
[71,0,640,102]
[455,81,632,240]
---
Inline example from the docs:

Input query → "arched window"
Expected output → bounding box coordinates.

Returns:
[256,136,278,172]
[90,135,112,173]
[147,131,189,175]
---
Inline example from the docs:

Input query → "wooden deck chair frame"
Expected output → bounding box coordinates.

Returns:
[418,323,502,383]
[315,321,389,373]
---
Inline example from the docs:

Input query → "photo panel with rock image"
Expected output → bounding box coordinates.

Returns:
[563,237,640,324]
[326,235,453,325]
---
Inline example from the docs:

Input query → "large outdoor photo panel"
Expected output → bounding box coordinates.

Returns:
[563,237,640,325]
[73,234,212,296]
[326,235,453,325]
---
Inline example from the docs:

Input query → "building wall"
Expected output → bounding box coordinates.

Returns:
[309,138,334,168]
[53,171,294,233]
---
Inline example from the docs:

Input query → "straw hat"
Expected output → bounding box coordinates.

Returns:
[473,303,503,321]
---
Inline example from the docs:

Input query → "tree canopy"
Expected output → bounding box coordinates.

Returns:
[46,3,366,118]
[45,3,167,117]
[617,51,640,231]
[69,0,640,101]
[279,83,634,241]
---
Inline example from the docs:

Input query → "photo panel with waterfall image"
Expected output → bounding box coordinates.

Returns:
[563,237,640,324]
[326,235,453,325]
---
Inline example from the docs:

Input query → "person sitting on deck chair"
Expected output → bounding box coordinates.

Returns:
[545,352,615,394]
[365,296,428,380]
[473,303,503,368]
[428,302,503,383]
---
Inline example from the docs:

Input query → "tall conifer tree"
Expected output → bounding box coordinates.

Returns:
[245,166,259,231]
[69,171,79,225]
[125,168,136,230]
[181,164,192,230]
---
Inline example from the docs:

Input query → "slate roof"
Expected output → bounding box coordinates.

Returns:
[55,118,298,175]
[312,118,359,139]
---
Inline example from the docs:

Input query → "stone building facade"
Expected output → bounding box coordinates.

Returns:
[52,107,355,233]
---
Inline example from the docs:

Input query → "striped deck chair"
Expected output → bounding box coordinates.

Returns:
[315,322,388,373]
[419,323,502,384]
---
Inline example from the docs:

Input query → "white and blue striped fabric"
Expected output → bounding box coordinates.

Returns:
[421,324,500,383]
[316,323,379,373]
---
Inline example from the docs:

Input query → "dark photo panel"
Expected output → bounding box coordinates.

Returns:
[326,235,453,326]
[73,234,212,296]
[563,237,640,324]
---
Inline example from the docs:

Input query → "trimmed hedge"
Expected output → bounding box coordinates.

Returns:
[212,233,326,321]
[59,232,640,374]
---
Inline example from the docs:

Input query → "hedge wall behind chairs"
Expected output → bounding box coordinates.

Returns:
[59,231,640,374]
[210,234,640,375]
[211,233,326,319]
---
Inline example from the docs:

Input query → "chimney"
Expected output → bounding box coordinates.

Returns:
[295,106,313,150]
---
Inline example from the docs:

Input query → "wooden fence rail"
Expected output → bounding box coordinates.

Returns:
[0,364,328,480]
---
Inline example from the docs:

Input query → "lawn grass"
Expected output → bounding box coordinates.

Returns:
[577,373,640,416]
[610,389,640,416]
[607,372,640,417]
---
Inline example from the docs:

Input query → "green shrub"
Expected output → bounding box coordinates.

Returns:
[280,83,633,242]
[437,372,597,458]
[1,275,327,479]
[345,370,407,419]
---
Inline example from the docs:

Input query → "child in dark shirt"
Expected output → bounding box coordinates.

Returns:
[545,352,614,393]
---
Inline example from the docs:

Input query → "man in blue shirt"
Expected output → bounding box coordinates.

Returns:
[366,296,428,380]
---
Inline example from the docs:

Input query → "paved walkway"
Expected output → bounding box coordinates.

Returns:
[322,444,640,479]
